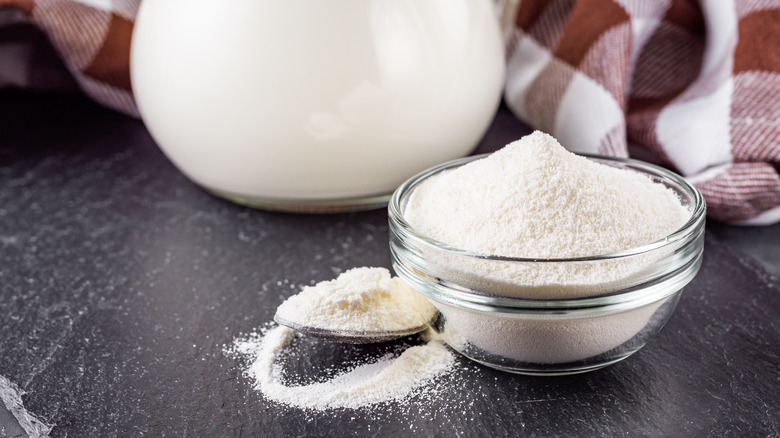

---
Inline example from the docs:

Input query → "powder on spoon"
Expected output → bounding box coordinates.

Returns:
[275,267,437,333]
[230,267,453,411]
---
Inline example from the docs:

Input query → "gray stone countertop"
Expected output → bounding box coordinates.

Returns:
[0,91,778,437]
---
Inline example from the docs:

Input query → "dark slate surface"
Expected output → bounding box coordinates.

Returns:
[0,392,25,438]
[0,92,778,437]
[708,221,780,277]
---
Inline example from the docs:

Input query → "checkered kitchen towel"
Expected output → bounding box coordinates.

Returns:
[504,0,780,224]
[1,0,779,224]
[0,0,137,116]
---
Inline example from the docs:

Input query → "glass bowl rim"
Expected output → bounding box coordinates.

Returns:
[388,153,706,263]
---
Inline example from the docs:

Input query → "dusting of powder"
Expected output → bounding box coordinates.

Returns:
[275,267,437,333]
[231,326,455,410]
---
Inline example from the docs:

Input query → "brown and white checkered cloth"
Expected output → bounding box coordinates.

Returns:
[504,0,780,224]
[0,0,137,116]
[1,0,779,224]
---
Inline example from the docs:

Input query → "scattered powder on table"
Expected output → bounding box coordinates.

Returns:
[275,267,437,333]
[231,326,454,410]
[228,267,453,411]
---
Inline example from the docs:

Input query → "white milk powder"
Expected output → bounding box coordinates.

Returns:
[404,131,690,298]
[406,131,688,260]
[231,268,452,411]
[403,131,690,363]
[275,267,437,333]
[232,326,454,410]
[435,302,664,364]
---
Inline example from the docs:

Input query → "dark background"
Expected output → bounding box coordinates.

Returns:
[0,91,778,437]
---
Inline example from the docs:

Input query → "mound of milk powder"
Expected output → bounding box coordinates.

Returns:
[406,130,688,259]
[230,267,453,410]
[275,267,437,333]
[404,131,690,298]
[401,131,691,364]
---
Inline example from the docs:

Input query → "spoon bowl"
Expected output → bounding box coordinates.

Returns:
[273,314,431,344]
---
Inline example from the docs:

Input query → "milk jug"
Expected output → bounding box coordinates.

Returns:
[131,0,505,211]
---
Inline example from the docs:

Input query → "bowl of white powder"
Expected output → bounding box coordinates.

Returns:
[388,132,706,375]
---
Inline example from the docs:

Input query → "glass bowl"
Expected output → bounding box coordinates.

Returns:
[388,154,706,375]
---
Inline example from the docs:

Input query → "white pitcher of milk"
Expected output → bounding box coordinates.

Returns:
[131,0,505,212]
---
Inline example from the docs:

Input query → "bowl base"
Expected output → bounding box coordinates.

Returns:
[462,349,641,376]
[204,187,390,213]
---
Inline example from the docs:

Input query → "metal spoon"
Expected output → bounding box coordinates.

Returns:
[273,313,432,344]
